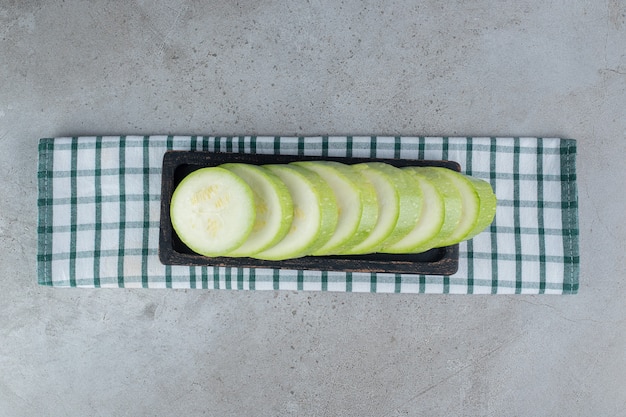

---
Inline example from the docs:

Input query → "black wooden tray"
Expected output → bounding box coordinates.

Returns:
[159,151,460,275]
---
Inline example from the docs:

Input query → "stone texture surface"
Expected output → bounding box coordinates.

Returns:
[1,1,625,416]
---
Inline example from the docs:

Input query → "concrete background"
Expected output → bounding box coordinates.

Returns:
[1,0,625,415]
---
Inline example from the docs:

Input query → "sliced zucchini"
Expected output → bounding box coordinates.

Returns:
[170,161,495,260]
[463,176,497,240]
[432,168,481,247]
[369,162,423,249]
[291,161,378,255]
[220,163,294,257]
[252,164,338,260]
[170,167,255,257]
[340,162,417,254]
[381,168,444,254]
[404,167,462,251]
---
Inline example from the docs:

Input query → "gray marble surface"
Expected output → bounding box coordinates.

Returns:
[1,1,625,416]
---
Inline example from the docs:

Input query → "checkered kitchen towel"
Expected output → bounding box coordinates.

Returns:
[37,136,579,294]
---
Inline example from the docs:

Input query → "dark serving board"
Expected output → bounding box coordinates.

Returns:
[159,151,460,275]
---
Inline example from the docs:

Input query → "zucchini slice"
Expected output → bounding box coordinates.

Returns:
[220,163,294,257]
[463,176,497,240]
[170,167,255,257]
[431,168,481,247]
[381,168,444,254]
[340,162,419,254]
[402,167,462,251]
[292,161,379,255]
[252,164,338,260]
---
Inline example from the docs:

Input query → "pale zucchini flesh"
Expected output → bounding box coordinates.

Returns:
[370,162,423,249]
[463,176,497,240]
[340,163,402,255]
[252,164,338,260]
[403,167,463,250]
[171,161,496,260]
[292,161,378,256]
[381,168,444,254]
[219,163,294,257]
[170,167,256,257]
[433,168,481,247]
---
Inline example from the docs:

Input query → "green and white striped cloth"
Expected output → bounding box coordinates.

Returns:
[37,136,579,294]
